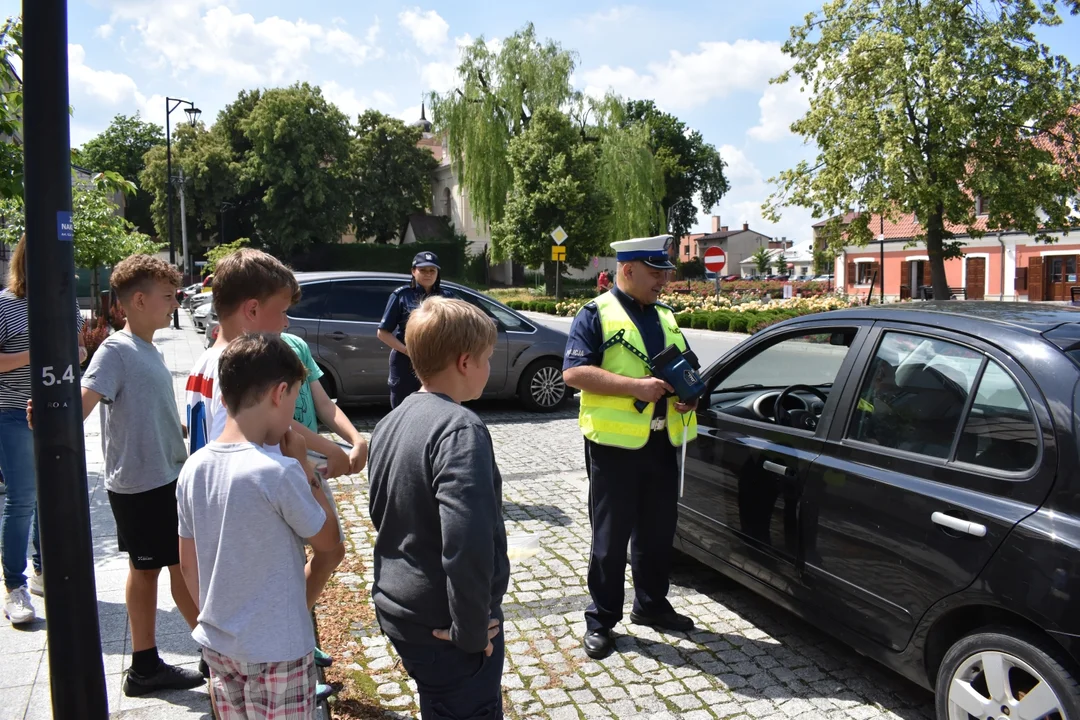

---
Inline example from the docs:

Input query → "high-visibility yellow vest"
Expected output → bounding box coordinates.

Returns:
[578,292,698,449]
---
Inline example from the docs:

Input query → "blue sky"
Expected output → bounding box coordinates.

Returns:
[6,1,1080,245]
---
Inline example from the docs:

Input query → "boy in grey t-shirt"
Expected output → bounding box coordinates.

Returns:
[79,256,205,697]
[178,333,342,719]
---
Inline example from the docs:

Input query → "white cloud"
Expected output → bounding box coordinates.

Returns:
[68,43,145,107]
[100,2,381,86]
[581,39,789,111]
[747,79,809,142]
[323,82,399,121]
[421,60,458,94]
[398,8,450,54]
[718,145,763,184]
[576,6,637,32]
[94,24,114,39]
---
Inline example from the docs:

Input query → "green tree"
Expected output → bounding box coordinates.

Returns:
[765,0,1080,300]
[587,95,667,246]
[204,237,250,274]
[239,83,354,257]
[430,23,578,240]
[350,110,439,243]
[0,16,23,201]
[492,107,611,297]
[77,113,165,235]
[750,246,773,277]
[0,172,161,316]
[622,100,730,239]
[774,251,788,275]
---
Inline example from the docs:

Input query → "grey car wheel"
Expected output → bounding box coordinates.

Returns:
[935,629,1079,720]
[518,358,568,413]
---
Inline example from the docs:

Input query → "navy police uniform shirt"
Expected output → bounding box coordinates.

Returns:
[379,284,455,382]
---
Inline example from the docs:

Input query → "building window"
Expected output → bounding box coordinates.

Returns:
[856,263,876,285]
[975,195,988,215]
[442,187,453,218]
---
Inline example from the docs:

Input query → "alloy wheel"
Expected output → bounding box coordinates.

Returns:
[530,365,566,408]
[948,650,1065,720]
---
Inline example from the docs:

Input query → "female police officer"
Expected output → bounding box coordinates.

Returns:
[377,251,456,407]
[562,235,698,660]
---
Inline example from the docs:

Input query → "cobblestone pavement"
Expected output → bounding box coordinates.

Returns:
[329,403,936,720]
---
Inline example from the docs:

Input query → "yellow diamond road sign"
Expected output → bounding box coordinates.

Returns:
[551,226,568,245]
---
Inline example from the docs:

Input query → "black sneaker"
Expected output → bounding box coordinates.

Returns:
[199,657,210,679]
[123,661,206,697]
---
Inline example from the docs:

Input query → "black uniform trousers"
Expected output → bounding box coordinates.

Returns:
[585,428,679,632]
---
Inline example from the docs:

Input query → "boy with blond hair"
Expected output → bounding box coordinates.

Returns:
[368,297,510,720]
[78,254,204,695]
[178,333,343,718]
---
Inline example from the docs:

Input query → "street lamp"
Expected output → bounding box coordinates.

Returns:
[166,96,201,328]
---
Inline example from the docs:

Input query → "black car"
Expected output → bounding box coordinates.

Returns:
[679,302,1080,719]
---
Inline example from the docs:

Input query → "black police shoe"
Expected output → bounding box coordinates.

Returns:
[582,629,615,659]
[123,661,205,697]
[629,610,695,633]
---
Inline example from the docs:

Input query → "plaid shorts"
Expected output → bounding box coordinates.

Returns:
[203,646,317,720]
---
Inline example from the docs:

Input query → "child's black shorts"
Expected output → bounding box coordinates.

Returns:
[107,479,181,570]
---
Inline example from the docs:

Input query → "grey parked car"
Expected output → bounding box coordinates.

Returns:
[284,272,571,412]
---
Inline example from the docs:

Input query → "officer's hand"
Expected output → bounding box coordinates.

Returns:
[432,618,501,657]
[633,377,674,404]
[674,399,698,414]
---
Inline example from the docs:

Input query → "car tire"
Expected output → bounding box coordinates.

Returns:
[317,365,337,401]
[935,628,1080,720]
[517,358,568,413]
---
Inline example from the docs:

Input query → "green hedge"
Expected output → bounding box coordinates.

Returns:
[290,241,467,279]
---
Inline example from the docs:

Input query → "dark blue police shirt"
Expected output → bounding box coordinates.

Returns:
[563,286,672,372]
[379,284,456,381]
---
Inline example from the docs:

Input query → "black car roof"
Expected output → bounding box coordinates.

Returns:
[819,301,1080,334]
[294,271,413,283]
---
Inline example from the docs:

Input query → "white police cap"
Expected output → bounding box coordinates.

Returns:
[610,235,676,270]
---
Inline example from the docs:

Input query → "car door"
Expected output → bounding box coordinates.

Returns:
[317,279,402,402]
[680,322,871,596]
[802,324,1057,652]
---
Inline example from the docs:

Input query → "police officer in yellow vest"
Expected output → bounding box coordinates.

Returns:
[562,235,698,660]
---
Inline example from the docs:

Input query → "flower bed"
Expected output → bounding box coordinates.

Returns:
[506,294,860,334]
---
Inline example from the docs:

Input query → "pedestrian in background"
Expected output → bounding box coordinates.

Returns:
[377,252,456,408]
[562,235,699,660]
[1,235,84,625]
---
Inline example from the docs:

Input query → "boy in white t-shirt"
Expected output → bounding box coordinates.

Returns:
[178,333,343,718]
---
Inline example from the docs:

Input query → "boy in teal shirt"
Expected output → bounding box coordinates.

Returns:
[280,331,367,671]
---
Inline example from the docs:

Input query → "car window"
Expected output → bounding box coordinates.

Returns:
[290,281,331,320]
[847,332,983,459]
[955,361,1038,472]
[715,330,857,391]
[326,280,401,323]
[452,290,533,332]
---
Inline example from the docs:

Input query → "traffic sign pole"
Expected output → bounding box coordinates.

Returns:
[24,1,109,716]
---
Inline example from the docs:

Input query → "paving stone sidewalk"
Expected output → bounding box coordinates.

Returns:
[329,407,938,720]
[0,316,210,720]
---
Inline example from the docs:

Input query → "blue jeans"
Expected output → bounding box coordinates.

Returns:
[0,408,41,591]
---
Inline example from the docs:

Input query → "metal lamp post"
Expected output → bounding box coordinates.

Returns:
[166,97,200,328]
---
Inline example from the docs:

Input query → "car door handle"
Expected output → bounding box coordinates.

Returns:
[763,460,793,477]
[325,331,346,341]
[931,512,987,537]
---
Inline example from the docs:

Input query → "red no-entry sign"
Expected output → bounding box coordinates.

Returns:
[703,246,727,273]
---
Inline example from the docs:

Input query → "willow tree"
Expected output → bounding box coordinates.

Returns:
[431,24,666,270]
[764,0,1080,301]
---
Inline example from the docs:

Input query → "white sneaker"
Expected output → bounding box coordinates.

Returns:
[29,572,44,597]
[4,586,36,625]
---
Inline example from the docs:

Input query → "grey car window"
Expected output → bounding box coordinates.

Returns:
[955,361,1038,472]
[452,290,532,332]
[290,282,331,319]
[328,281,401,323]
